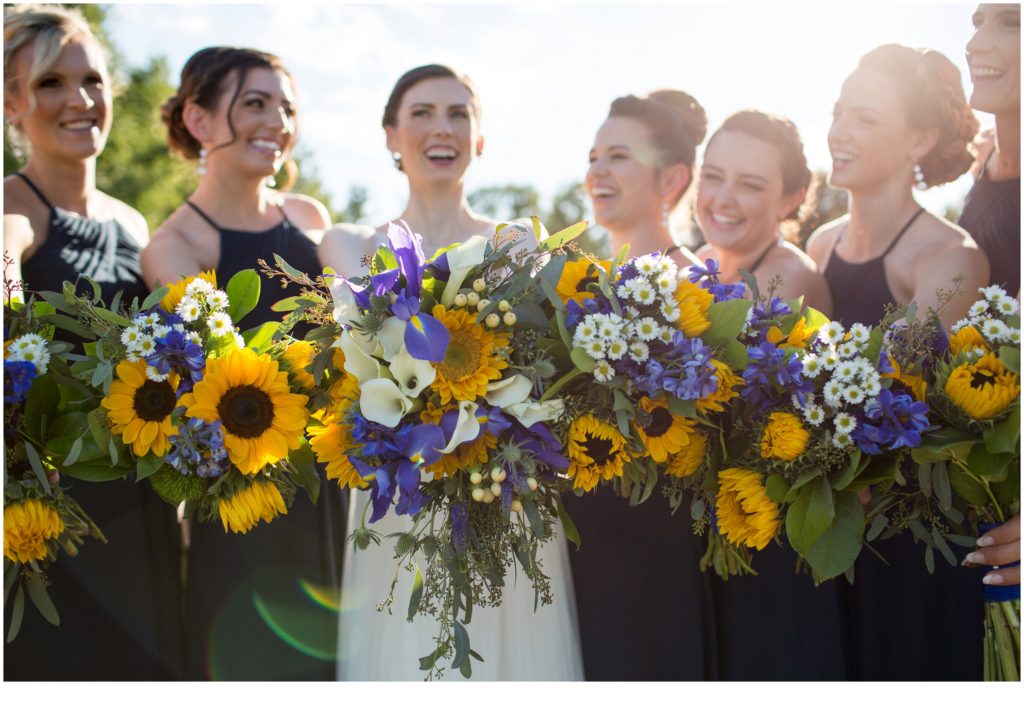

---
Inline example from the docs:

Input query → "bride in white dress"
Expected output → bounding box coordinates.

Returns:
[318,64,583,681]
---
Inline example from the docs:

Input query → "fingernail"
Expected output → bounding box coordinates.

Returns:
[977,535,996,547]
[982,573,1004,585]
[964,552,986,565]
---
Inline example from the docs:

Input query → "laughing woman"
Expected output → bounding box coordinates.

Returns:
[807,44,989,680]
[319,64,584,681]
[3,4,180,679]
[141,47,342,680]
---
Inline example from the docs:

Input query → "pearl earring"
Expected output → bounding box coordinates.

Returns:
[392,152,403,171]
[913,162,927,191]
[197,147,208,177]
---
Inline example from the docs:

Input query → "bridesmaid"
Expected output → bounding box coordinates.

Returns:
[807,44,989,680]
[142,47,342,681]
[3,5,181,679]
[695,110,848,680]
[320,64,584,681]
[569,90,717,681]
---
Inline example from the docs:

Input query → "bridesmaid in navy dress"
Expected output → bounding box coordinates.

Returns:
[807,44,989,680]
[570,90,717,681]
[142,47,342,680]
[3,5,181,679]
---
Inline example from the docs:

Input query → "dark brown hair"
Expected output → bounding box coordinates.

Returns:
[707,110,817,240]
[857,44,979,187]
[382,63,480,129]
[608,89,707,204]
[160,46,297,188]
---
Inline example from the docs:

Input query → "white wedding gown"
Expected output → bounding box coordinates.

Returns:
[327,222,583,681]
[336,490,584,681]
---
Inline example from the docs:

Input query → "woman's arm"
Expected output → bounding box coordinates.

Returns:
[912,241,990,329]
[140,227,203,291]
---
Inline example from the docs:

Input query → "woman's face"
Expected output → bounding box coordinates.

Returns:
[966,3,1021,116]
[4,35,112,162]
[585,116,665,233]
[202,67,297,178]
[385,77,481,186]
[827,67,917,192]
[697,130,795,253]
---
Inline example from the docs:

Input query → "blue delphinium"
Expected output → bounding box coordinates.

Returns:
[688,259,746,301]
[747,298,793,342]
[166,412,230,478]
[741,341,813,414]
[148,329,205,393]
[635,332,717,400]
[852,389,930,454]
[4,360,37,404]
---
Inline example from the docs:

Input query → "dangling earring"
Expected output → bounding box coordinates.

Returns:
[913,161,927,191]
[197,147,208,177]
[264,175,277,189]
[392,152,402,171]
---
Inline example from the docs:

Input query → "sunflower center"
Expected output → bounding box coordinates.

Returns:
[441,329,483,382]
[582,434,616,467]
[645,407,673,438]
[970,369,996,390]
[576,274,598,293]
[133,380,177,422]
[217,385,275,438]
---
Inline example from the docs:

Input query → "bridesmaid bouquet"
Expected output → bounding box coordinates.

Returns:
[53,270,316,534]
[907,285,1020,680]
[3,294,103,639]
[311,220,583,677]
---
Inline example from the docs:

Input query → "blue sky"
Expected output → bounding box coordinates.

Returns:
[107,2,985,223]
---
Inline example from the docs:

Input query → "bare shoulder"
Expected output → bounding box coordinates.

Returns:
[319,222,381,278]
[805,215,848,264]
[916,212,980,253]
[280,193,331,232]
[100,193,149,248]
[3,212,35,251]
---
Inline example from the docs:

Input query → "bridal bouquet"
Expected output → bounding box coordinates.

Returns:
[3,293,103,639]
[313,220,583,678]
[907,285,1020,680]
[55,270,315,534]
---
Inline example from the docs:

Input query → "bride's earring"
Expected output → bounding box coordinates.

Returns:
[197,147,208,177]
[392,151,403,171]
[913,161,927,191]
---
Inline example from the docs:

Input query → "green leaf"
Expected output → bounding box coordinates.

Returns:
[269,296,307,313]
[136,451,164,482]
[667,395,698,419]
[569,347,596,373]
[918,461,933,498]
[932,461,952,511]
[274,254,314,284]
[289,441,321,503]
[22,374,60,441]
[26,577,60,626]
[984,404,1021,455]
[964,444,1013,481]
[7,586,25,642]
[38,314,97,340]
[406,565,424,622]
[931,526,957,567]
[865,327,884,365]
[521,497,547,539]
[225,269,261,324]
[23,442,52,496]
[140,286,169,311]
[538,220,588,251]
[832,449,864,492]
[704,298,753,346]
[451,620,470,670]
[418,646,444,671]
[866,514,888,542]
[511,300,549,331]
[4,562,19,605]
[61,436,84,467]
[556,496,581,549]
[59,460,132,482]
[785,477,835,554]
[92,306,132,327]
[242,322,280,353]
[765,474,790,503]
[803,490,866,581]
[998,346,1020,374]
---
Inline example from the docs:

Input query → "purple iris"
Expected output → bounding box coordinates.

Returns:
[390,289,450,363]
[748,298,793,342]
[852,389,930,454]
[4,360,37,404]
[147,329,205,394]
[351,422,445,523]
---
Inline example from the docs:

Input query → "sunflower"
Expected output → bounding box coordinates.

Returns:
[429,305,509,404]
[420,402,497,478]
[665,428,707,478]
[635,395,698,463]
[281,340,317,390]
[101,360,179,457]
[556,258,611,305]
[308,396,368,489]
[949,325,989,356]
[217,480,288,534]
[161,270,217,311]
[697,360,742,414]
[760,411,810,461]
[567,414,631,491]
[882,356,927,402]
[715,468,780,550]
[766,317,817,350]
[182,348,309,474]
[674,280,713,337]
[945,352,1020,420]
[4,499,64,564]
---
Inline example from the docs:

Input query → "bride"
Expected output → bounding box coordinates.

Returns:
[318,64,584,681]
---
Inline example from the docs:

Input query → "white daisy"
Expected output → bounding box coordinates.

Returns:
[980,285,1008,303]
[968,299,990,318]
[594,360,615,383]
[818,321,845,345]
[842,385,866,404]
[821,351,840,370]
[606,338,628,360]
[631,279,657,305]
[803,402,825,426]
[849,323,871,344]
[656,256,677,276]
[628,341,650,362]
[802,354,823,378]
[834,412,857,434]
[207,312,234,338]
[981,318,1011,343]
[207,290,229,310]
[823,379,844,407]
[834,361,858,383]
[585,339,607,360]
[660,303,681,323]
[658,326,676,344]
[121,326,143,348]
[633,317,660,341]
[950,318,971,333]
[185,278,215,297]
[832,432,853,449]
[1009,328,1021,345]
[654,273,677,296]
[634,255,659,275]
[145,365,169,383]
[862,375,882,397]
[134,335,156,356]
[177,298,201,322]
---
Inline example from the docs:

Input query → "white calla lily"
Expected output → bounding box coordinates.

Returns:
[505,398,565,428]
[440,235,489,306]
[485,374,534,408]
[438,400,481,454]
[389,350,436,398]
[378,317,406,361]
[358,378,414,428]
[327,276,362,327]
[336,331,381,384]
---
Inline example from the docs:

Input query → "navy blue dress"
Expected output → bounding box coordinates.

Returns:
[179,201,345,680]
[4,173,183,680]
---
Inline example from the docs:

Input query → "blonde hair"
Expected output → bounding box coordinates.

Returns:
[3,4,105,147]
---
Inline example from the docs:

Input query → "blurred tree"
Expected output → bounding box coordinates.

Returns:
[337,186,369,224]
[468,184,541,221]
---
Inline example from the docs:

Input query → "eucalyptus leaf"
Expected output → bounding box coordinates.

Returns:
[92,306,133,327]
[538,220,588,251]
[23,443,52,496]
[931,526,957,567]
[289,441,321,503]
[26,577,60,626]
[556,496,581,549]
[866,514,888,542]
[140,286,170,311]
[407,565,424,622]
[932,461,952,511]
[451,620,470,669]
[7,586,25,643]
[61,436,84,467]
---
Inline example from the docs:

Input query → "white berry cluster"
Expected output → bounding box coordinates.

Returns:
[797,321,880,448]
[952,285,1021,348]
[6,333,50,374]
